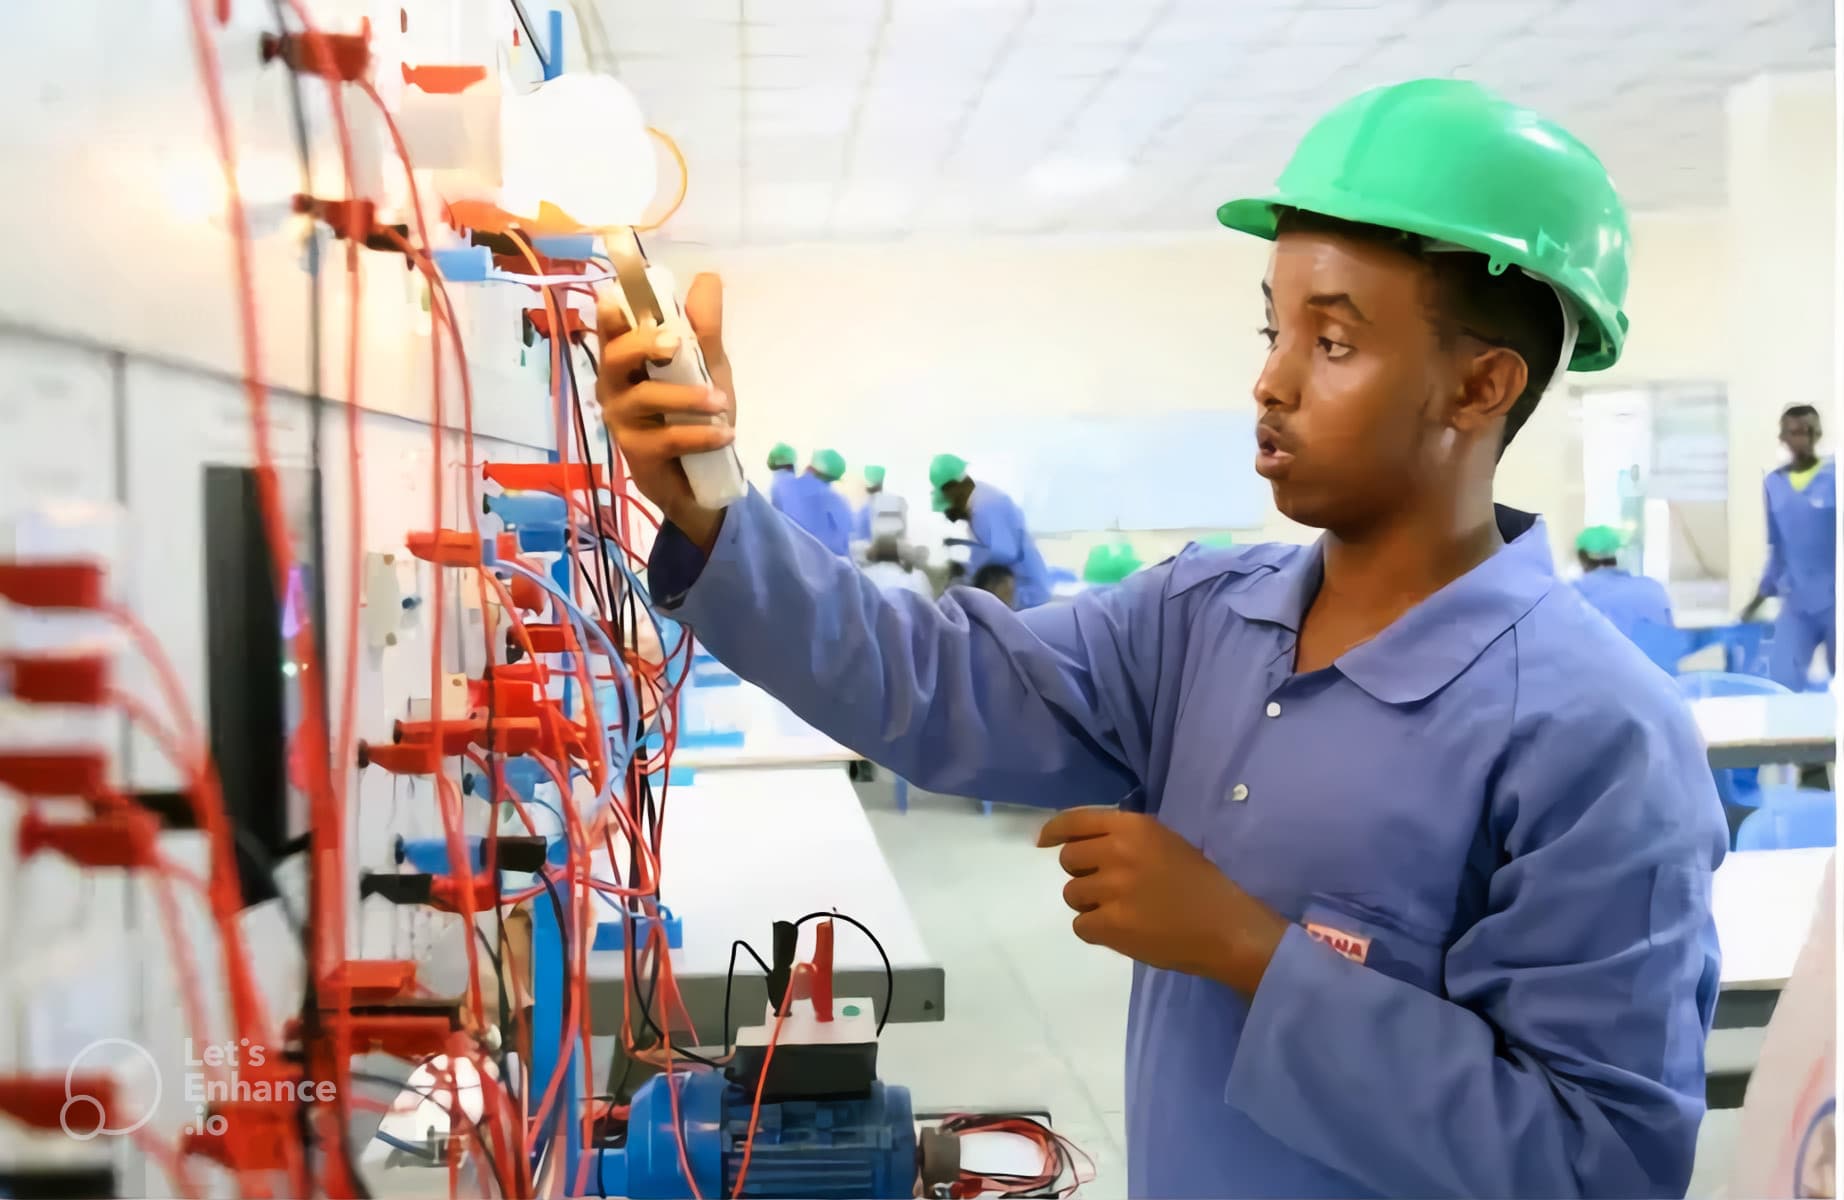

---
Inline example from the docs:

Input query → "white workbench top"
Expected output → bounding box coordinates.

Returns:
[1715,847,1832,991]
[589,765,933,982]
[1692,691,1836,751]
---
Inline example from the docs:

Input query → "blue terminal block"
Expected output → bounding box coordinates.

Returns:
[591,905,682,952]
[393,834,547,875]
[531,233,596,260]
[484,492,568,528]
[460,757,549,803]
[515,525,568,554]
[430,246,492,282]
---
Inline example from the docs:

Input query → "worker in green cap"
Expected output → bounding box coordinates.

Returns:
[765,442,799,516]
[929,453,1050,607]
[852,463,908,549]
[599,78,1720,1198]
[1573,523,1672,643]
[774,447,852,556]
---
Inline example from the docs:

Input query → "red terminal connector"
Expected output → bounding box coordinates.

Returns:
[481,462,609,494]
[18,810,160,869]
[427,874,502,915]
[285,1011,459,1063]
[393,717,543,756]
[259,19,372,82]
[0,561,106,610]
[292,195,410,254]
[4,652,109,705]
[0,750,110,799]
[401,63,489,94]
[323,960,418,1004]
[0,1074,121,1135]
[517,623,572,655]
[182,1101,296,1171]
[492,251,589,277]
[522,306,593,346]
[355,739,440,776]
[405,530,483,567]
[465,676,541,718]
[537,703,592,761]
[491,661,551,686]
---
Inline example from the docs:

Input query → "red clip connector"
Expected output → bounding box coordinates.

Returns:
[4,652,109,705]
[18,810,159,869]
[522,306,593,345]
[428,874,501,915]
[490,661,551,686]
[356,739,440,775]
[405,530,483,567]
[401,63,489,94]
[0,561,106,610]
[394,717,543,756]
[259,19,372,82]
[292,195,409,253]
[0,1074,120,1134]
[517,623,572,655]
[466,676,541,718]
[481,463,609,494]
[0,750,109,799]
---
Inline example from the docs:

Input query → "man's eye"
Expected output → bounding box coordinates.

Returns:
[1318,338,1353,361]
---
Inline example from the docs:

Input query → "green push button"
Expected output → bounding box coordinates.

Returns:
[842,1004,861,1017]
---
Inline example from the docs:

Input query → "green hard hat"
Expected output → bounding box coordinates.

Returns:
[1082,543,1142,585]
[1575,524,1624,558]
[767,442,797,468]
[929,453,968,512]
[810,448,846,481]
[863,464,886,487]
[1216,78,1631,372]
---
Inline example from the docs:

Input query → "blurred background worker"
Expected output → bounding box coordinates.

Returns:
[766,442,799,515]
[1574,524,1673,643]
[930,453,1051,609]
[861,535,932,600]
[1743,404,1836,690]
[778,447,854,556]
[969,562,1017,608]
[853,463,909,553]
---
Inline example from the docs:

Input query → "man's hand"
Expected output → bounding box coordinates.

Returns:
[1038,807,1288,995]
[596,272,736,550]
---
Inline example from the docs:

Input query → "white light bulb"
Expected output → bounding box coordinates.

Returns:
[499,74,658,229]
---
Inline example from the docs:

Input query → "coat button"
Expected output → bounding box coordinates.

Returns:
[1265,701,1281,718]
[1231,784,1249,802]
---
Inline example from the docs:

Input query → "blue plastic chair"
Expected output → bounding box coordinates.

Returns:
[1735,792,1838,850]
[1632,621,1699,675]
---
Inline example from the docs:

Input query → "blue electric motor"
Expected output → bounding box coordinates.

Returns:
[606,1070,918,1199]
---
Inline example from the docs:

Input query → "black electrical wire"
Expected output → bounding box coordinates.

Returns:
[720,939,773,1054]
[794,911,895,1035]
[508,0,552,74]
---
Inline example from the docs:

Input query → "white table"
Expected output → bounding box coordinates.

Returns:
[587,766,943,1044]
[1692,692,1836,769]
[673,728,859,770]
[1712,847,1832,1027]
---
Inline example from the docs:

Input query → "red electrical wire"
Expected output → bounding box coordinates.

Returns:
[730,963,813,1198]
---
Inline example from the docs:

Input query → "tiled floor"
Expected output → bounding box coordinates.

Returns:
[854,779,1739,1199]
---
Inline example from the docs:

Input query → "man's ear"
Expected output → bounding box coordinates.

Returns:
[1451,346,1529,437]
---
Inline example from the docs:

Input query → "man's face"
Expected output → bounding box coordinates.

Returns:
[942,480,973,523]
[1781,413,1821,463]
[1253,231,1457,531]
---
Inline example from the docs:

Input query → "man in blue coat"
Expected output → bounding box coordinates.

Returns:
[596,80,1723,1199]
[1743,404,1836,690]
[930,453,1052,609]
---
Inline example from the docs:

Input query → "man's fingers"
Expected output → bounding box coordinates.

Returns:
[600,326,685,383]
[1061,875,1108,914]
[594,283,632,344]
[605,380,729,424]
[684,272,725,362]
[615,423,736,460]
[1071,910,1111,947]
[1056,838,1107,878]
[1037,805,1128,848]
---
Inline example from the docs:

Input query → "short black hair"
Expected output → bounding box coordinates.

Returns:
[1783,404,1821,424]
[1273,209,1566,458]
[970,563,1014,591]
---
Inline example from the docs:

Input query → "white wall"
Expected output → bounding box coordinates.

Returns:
[656,205,1754,575]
